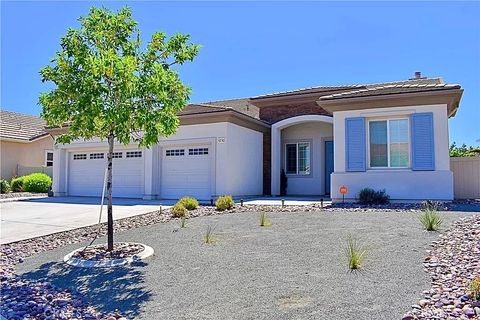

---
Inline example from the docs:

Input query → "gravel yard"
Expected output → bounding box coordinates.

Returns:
[13,210,478,320]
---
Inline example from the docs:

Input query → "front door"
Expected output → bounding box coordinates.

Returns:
[325,141,334,195]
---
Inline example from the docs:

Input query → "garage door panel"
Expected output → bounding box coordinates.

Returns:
[161,145,212,200]
[68,150,144,198]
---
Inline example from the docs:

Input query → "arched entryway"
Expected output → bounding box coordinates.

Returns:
[271,115,334,196]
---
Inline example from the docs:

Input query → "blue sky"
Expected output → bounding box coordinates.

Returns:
[1,1,479,145]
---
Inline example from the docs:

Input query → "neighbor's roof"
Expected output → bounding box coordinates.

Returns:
[0,110,49,141]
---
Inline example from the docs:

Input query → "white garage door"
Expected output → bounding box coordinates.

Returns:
[161,145,212,200]
[68,150,144,198]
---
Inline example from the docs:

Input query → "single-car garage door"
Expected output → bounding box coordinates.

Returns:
[161,145,212,200]
[68,150,144,198]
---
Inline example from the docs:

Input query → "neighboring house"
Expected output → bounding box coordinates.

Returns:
[0,110,54,181]
[48,73,463,202]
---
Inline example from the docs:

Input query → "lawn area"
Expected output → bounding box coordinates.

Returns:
[15,210,475,320]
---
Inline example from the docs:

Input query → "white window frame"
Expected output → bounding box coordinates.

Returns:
[45,150,54,167]
[284,141,311,176]
[367,117,410,169]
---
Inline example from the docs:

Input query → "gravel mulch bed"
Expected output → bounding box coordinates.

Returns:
[0,192,47,200]
[73,243,144,262]
[1,202,479,319]
[403,215,480,319]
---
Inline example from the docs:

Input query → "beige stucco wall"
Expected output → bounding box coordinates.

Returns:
[0,136,54,180]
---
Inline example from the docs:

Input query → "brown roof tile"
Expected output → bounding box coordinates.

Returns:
[0,110,48,141]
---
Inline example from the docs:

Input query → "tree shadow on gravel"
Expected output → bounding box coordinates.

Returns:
[20,261,152,318]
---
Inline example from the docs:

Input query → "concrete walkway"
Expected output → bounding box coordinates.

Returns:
[242,196,330,206]
[0,197,173,244]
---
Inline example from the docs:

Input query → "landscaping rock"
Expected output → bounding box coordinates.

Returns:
[404,215,480,319]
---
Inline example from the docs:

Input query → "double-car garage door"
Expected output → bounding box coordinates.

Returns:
[68,150,144,198]
[67,144,212,199]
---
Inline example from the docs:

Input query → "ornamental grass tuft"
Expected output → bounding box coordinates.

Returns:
[419,209,443,231]
[345,234,367,270]
[203,225,217,244]
[259,212,271,227]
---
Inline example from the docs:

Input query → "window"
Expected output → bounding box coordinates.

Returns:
[126,151,142,158]
[188,148,208,155]
[166,149,184,157]
[368,118,409,168]
[112,152,123,159]
[45,151,53,167]
[285,142,311,175]
[90,153,104,159]
[73,154,87,160]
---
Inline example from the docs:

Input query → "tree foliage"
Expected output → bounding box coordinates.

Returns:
[39,6,200,147]
[39,6,200,251]
[449,142,480,157]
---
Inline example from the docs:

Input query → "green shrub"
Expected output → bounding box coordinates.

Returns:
[171,203,188,218]
[345,234,367,270]
[419,209,443,231]
[215,195,234,211]
[22,173,52,193]
[10,176,26,192]
[358,188,390,205]
[178,196,199,210]
[0,179,10,193]
[470,275,480,301]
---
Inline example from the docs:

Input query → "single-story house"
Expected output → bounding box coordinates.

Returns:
[0,110,54,181]
[48,73,463,202]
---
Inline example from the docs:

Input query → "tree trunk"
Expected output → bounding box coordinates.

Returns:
[107,134,114,251]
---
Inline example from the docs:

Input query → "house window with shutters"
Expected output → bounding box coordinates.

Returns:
[367,118,410,168]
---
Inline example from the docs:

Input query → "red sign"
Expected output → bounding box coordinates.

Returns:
[339,186,348,195]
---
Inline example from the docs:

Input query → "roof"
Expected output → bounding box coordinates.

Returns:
[178,104,232,115]
[207,98,260,119]
[251,77,448,100]
[320,79,461,100]
[0,110,49,141]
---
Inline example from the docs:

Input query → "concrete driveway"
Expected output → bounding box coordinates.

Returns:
[0,197,172,244]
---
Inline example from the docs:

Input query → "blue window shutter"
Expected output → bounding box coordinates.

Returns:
[345,117,366,172]
[411,112,435,171]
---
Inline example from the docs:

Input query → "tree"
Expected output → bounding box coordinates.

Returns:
[449,142,480,157]
[39,7,200,251]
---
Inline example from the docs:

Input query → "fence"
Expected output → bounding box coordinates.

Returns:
[450,157,480,200]
[17,165,53,178]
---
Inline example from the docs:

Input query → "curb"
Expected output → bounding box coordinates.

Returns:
[64,242,154,268]
[0,196,48,203]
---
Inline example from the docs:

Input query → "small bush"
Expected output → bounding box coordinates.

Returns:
[470,275,480,301]
[23,173,52,193]
[358,188,390,205]
[10,176,26,192]
[0,179,10,193]
[419,209,443,231]
[215,195,234,211]
[345,234,367,270]
[178,196,199,211]
[422,200,444,211]
[171,203,188,218]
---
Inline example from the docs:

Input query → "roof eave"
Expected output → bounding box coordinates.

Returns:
[317,88,463,118]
